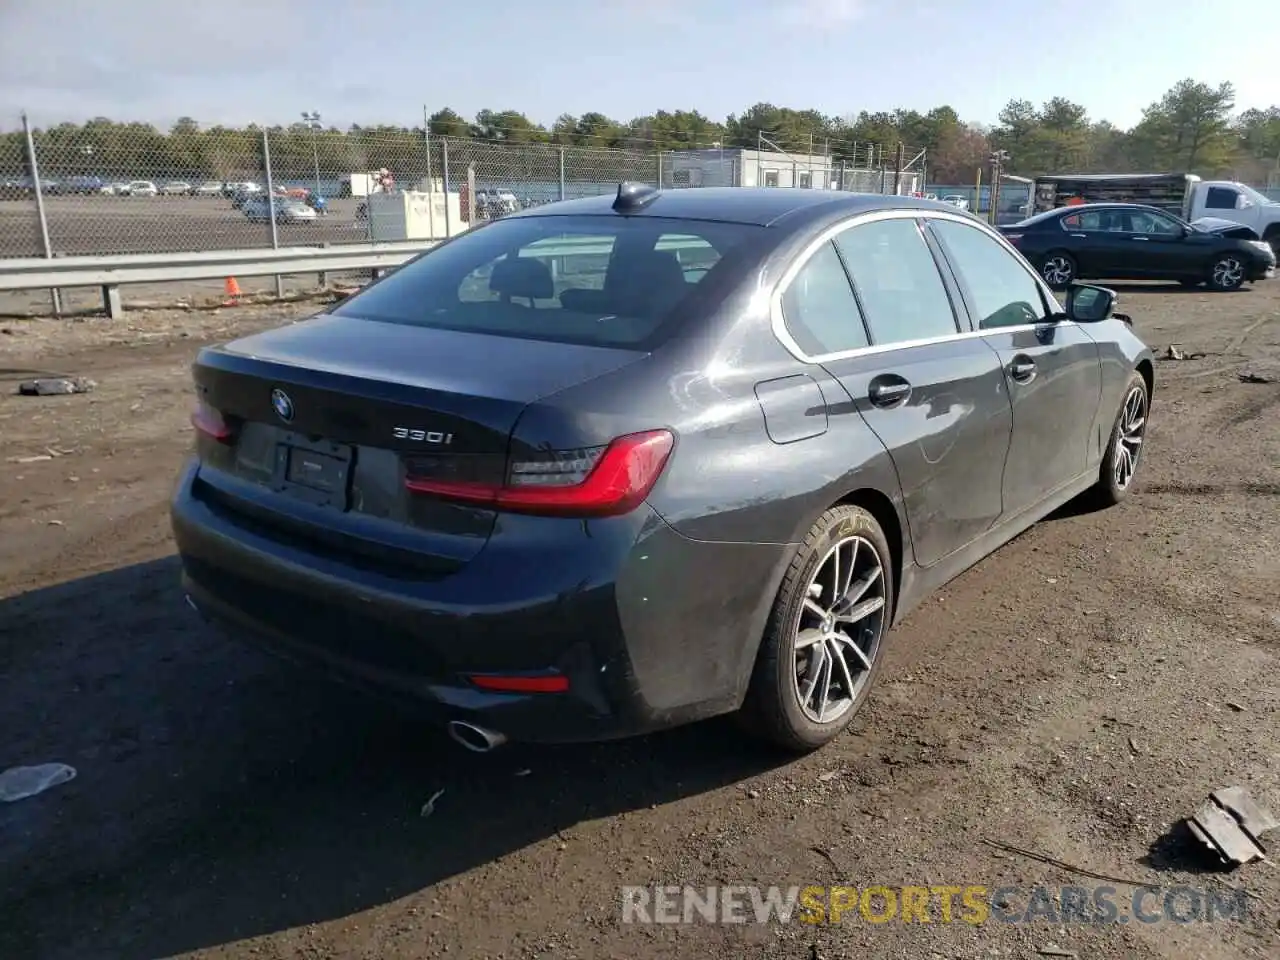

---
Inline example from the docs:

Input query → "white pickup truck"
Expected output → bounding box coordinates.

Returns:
[1031,174,1280,253]
[1186,180,1280,252]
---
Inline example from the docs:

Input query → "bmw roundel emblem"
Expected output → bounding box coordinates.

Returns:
[270,388,294,423]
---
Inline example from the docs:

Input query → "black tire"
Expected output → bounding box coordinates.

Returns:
[1264,229,1280,259]
[738,505,893,753]
[1207,254,1246,291]
[1039,251,1077,290]
[1088,371,1148,508]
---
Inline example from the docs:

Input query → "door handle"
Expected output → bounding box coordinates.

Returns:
[868,378,911,408]
[1009,357,1036,383]
[1131,236,1149,241]
[1069,233,1087,238]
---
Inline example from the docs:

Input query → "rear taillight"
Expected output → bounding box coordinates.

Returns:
[1003,233,1023,244]
[405,429,674,518]
[191,400,233,442]
[469,672,569,693]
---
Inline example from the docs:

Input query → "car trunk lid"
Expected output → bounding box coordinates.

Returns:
[190,313,646,568]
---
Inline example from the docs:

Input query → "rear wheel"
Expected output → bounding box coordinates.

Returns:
[739,505,892,752]
[1040,251,1077,290]
[1089,371,1148,507]
[1208,255,1245,291]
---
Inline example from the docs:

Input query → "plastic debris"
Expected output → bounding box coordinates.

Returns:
[419,788,445,818]
[0,763,77,802]
[17,377,95,396]
[1186,786,1278,867]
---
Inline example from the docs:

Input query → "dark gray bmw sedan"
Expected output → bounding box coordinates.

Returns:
[172,185,1154,753]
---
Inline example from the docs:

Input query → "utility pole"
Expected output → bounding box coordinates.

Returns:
[301,111,322,197]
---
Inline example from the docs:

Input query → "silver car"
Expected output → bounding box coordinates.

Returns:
[241,196,317,223]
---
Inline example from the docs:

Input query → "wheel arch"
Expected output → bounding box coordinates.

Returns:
[1135,357,1154,402]
[830,486,905,621]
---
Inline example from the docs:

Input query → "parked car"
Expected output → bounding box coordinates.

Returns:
[124,180,158,197]
[57,175,106,195]
[240,195,317,223]
[940,194,970,211]
[162,181,193,196]
[173,187,1154,754]
[1000,202,1276,291]
[224,181,263,201]
[475,189,521,219]
[193,181,224,197]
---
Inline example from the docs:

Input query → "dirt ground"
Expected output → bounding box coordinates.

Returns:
[0,282,1277,960]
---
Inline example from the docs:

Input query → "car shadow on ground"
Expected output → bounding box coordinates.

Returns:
[0,558,786,960]
[1102,282,1255,296]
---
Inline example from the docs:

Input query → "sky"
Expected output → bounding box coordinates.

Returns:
[0,0,1275,133]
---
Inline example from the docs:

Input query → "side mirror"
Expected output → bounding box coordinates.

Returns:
[1065,283,1117,323]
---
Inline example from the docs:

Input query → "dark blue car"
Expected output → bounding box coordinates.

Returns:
[172,185,1155,754]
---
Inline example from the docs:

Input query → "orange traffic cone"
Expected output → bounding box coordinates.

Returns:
[222,276,242,305]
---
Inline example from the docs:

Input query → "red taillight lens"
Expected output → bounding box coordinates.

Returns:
[405,428,675,518]
[191,401,233,442]
[469,672,569,693]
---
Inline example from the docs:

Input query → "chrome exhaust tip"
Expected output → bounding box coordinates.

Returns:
[447,720,507,753]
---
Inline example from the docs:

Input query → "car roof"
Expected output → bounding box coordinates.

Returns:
[506,187,955,227]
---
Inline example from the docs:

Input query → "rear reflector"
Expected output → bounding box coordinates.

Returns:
[469,673,570,693]
[191,401,233,442]
[406,428,674,518]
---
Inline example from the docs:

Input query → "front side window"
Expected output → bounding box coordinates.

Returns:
[930,219,1047,330]
[334,215,761,349]
[1128,210,1183,236]
[1204,187,1238,210]
[833,218,959,345]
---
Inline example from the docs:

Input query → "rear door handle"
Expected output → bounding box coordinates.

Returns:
[1009,357,1036,383]
[1131,236,1149,241]
[868,377,911,408]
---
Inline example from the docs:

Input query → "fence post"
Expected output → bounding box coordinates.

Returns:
[656,151,662,189]
[22,112,60,316]
[422,112,436,238]
[261,130,283,297]
[467,164,477,228]
[893,141,904,196]
[839,159,846,192]
[558,147,566,201]
[442,139,452,236]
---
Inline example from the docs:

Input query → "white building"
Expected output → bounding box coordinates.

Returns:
[663,147,921,194]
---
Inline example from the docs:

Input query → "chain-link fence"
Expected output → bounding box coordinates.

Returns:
[0,114,924,260]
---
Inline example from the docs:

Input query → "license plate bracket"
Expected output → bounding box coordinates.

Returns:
[272,433,354,509]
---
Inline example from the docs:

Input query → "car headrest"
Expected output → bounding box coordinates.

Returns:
[489,256,554,301]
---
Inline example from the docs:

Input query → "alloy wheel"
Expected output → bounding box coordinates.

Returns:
[1212,257,1243,289]
[1114,384,1146,490]
[792,535,887,724]
[1042,256,1074,287]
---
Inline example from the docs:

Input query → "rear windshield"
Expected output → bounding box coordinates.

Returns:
[333,214,762,349]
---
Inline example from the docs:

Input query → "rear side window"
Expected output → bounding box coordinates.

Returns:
[335,215,761,349]
[780,241,869,356]
[834,219,959,345]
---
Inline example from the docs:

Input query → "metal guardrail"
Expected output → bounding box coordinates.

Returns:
[0,239,443,318]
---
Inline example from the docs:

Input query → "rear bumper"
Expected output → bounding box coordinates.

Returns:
[170,460,791,743]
